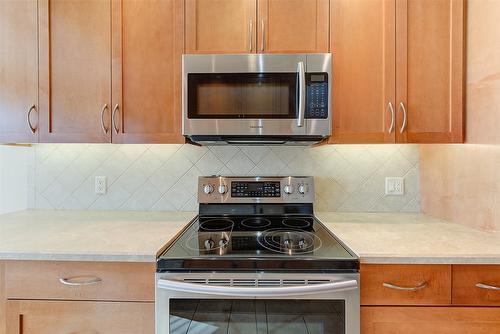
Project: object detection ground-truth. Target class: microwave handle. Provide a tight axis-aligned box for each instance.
[297,61,306,128]
[157,279,357,297]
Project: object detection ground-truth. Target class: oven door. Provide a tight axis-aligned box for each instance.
[156,273,359,334]
[182,54,309,137]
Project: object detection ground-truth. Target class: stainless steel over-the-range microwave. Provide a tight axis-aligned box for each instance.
[182,54,332,145]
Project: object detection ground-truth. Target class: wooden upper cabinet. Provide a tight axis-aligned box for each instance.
[111,0,184,143]
[38,0,112,143]
[257,0,329,53]
[396,0,465,143]
[330,0,396,143]
[185,0,257,53]
[0,0,38,143]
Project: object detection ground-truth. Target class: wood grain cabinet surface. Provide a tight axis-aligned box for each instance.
[330,0,465,144]
[362,306,500,334]
[186,0,328,54]
[111,0,184,143]
[361,264,452,305]
[5,261,155,302]
[0,0,39,143]
[453,265,500,306]
[6,300,154,334]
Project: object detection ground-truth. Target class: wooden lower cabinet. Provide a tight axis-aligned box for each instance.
[362,306,500,334]
[6,300,154,334]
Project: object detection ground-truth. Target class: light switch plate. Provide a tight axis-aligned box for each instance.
[385,177,404,195]
[95,176,107,194]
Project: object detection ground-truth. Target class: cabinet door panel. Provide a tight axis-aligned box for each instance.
[186,0,256,53]
[330,0,396,143]
[362,306,500,334]
[39,0,111,143]
[453,265,500,306]
[6,300,154,334]
[258,0,329,53]
[396,0,464,143]
[112,0,184,143]
[0,0,38,143]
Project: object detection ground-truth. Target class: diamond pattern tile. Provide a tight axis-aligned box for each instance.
[33,144,420,212]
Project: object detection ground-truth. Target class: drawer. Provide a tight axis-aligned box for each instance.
[6,300,154,334]
[453,265,500,305]
[362,306,500,334]
[361,264,451,305]
[5,261,154,301]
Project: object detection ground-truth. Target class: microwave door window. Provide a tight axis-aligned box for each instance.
[188,73,297,119]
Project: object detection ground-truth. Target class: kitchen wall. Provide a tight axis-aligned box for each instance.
[0,145,34,214]
[34,144,420,212]
[420,0,500,231]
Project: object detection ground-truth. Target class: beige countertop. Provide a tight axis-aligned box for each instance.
[317,212,500,264]
[1,210,500,264]
[0,210,196,262]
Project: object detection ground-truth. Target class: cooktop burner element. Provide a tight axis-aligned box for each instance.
[157,176,359,273]
[241,217,272,229]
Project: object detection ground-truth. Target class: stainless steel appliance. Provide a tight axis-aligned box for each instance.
[156,176,359,334]
[182,54,332,145]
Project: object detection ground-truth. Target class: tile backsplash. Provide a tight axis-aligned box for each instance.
[34,144,420,212]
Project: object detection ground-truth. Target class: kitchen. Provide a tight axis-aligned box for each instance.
[1,0,500,333]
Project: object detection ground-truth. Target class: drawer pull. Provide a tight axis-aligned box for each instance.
[59,276,102,286]
[476,282,500,291]
[382,281,427,291]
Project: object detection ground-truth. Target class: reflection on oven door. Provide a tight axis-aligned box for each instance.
[169,299,345,334]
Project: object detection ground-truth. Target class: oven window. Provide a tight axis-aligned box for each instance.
[169,299,344,334]
[187,73,298,118]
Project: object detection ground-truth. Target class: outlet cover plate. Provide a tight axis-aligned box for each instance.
[95,176,107,194]
[385,177,404,196]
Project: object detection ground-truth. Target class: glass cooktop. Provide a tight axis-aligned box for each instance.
[157,215,358,273]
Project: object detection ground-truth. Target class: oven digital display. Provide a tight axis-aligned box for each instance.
[231,181,281,197]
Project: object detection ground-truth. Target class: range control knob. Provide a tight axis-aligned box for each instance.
[219,238,228,247]
[218,184,227,194]
[284,184,294,194]
[204,238,215,250]
[203,184,214,194]
[298,184,308,194]
[283,239,293,249]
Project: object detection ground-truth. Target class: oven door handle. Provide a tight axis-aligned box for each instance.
[157,279,358,297]
[297,61,306,128]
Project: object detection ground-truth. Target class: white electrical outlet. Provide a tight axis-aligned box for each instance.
[385,177,404,195]
[95,176,107,194]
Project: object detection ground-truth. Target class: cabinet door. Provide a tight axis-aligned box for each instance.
[185,0,256,53]
[257,0,329,53]
[362,307,500,334]
[111,0,184,143]
[38,0,111,143]
[6,300,154,334]
[0,0,38,143]
[329,0,396,143]
[395,0,465,143]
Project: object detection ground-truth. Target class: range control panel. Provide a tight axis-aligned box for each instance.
[305,73,329,119]
[198,176,315,204]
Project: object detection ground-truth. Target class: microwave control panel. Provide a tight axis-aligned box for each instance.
[306,73,329,119]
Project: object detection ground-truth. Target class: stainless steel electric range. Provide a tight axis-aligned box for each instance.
[156,176,359,334]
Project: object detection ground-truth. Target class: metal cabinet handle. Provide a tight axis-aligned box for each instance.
[399,101,407,133]
[383,281,427,292]
[249,20,254,52]
[260,18,265,52]
[112,104,120,134]
[59,276,102,286]
[297,61,306,127]
[476,282,500,291]
[100,104,109,134]
[27,104,37,134]
[387,102,395,133]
